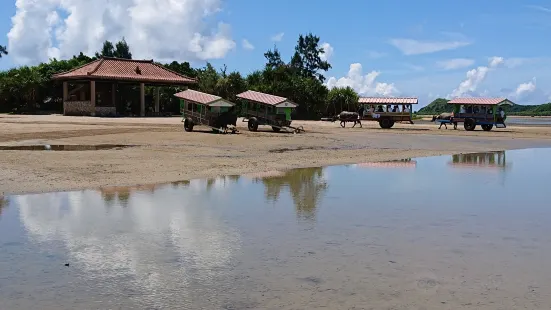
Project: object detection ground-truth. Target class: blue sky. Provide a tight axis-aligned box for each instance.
[1,0,550,107]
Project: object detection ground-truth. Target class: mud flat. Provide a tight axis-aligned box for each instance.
[2,114,551,195]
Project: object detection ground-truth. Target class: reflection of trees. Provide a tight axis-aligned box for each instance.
[258,168,328,220]
[0,196,8,217]
[452,151,507,168]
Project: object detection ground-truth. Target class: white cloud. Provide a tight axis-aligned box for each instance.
[526,5,551,13]
[448,56,504,98]
[7,0,236,65]
[326,63,399,97]
[514,78,537,97]
[367,51,386,59]
[242,39,254,50]
[389,38,471,55]
[436,58,475,70]
[319,42,333,62]
[271,32,284,42]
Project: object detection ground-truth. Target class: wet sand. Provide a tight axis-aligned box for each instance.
[2,114,551,195]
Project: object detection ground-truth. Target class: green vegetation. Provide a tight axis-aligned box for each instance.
[0,34,366,119]
[418,98,551,116]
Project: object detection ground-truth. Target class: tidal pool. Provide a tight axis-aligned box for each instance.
[1,149,550,309]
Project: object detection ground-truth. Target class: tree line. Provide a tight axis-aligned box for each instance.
[0,35,361,119]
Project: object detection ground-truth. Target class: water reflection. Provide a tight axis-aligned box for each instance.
[0,196,8,217]
[255,167,328,220]
[11,179,242,309]
[449,151,509,170]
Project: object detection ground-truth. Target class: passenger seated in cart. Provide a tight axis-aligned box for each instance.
[460,105,466,113]
[392,105,398,112]
[377,105,384,112]
[403,105,410,113]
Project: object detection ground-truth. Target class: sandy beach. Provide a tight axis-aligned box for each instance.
[2,114,551,195]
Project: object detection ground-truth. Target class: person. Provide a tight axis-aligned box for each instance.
[498,107,505,122]
[403,105,410,113]
[377,105,384,112]
[460,105,466,113]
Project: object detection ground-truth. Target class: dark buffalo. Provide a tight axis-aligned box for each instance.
[431,112,457,129]
[333,111,362,128]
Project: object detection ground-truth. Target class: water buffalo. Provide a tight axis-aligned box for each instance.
[334,111,362,128]
[431,112,457,129]
[214,111,239,133]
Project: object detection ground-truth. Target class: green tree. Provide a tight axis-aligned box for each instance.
[326,86,360,114]
[291,33,331,82]
[96,40,115,58]
[114,38,132,59]
[264,46,285,69]
[196,62,220,94]
[0,45,7,58]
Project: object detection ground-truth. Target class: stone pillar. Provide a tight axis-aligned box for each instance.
[90,80,96,116]
[140,83,145,117]
[155,88,160,113]
[63,82,68,115]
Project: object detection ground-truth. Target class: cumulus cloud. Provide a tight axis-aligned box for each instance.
[514,78,537,97]
[326,63,399,97]
[437,58,475,70]
[7,0,236,65]
[242,39,254,50]
[448,56,504,98]
[319,42,333,62]
[389,38,471,55]
[271,32,284,42]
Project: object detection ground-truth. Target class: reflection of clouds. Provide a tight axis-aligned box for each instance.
[15,179,241,308]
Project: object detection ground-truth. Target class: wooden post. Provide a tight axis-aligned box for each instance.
[155,88,160,113]
[112,83,116,107]
[90,80,96,116]
[63,82,68,115]
[140,83,145,117]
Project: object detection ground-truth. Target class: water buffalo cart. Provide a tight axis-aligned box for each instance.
[446,98,513,131]
[358,97,418,129]
[175,89,238,134]
[236,90,304,133]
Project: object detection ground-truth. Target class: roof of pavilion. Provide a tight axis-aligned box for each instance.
[52,57,197,85]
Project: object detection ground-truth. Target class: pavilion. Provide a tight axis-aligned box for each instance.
[52,57,197,117]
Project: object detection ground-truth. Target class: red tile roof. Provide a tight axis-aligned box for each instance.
[358,97,418,104]
[174,89,221,104]
[448,97,511,105]
[236,90,288,106]
[52,57,196,85]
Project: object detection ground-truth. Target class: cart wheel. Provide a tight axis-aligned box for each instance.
[184,118,194,132]
[481,124,493,131]
[464,118,476,131]
[248,117,259,132]
[379,118,395,129]
[272,126,281,132]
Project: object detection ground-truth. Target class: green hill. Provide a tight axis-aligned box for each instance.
[417,98,453,115]
[418,98,551,116]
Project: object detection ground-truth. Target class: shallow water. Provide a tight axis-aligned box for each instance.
[1,149,550,309]
[507,116,551,125]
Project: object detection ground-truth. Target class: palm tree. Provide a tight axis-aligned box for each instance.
[327,86,359,114]
[0,45,7,58]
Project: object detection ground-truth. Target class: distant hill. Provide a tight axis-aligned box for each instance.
[418,98,551,116]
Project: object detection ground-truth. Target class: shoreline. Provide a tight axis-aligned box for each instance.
[2,114,551,196]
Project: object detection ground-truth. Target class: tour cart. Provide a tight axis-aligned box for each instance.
[175,89,238,134]
[448,151,509,170]
[358,97,418,128]
[236,90,304,133]
[445,98,514,131]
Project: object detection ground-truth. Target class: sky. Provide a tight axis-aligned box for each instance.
[1,0,550,107]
